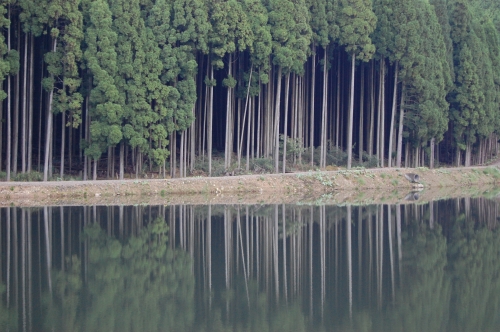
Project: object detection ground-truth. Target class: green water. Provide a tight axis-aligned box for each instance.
[1,197,500,331]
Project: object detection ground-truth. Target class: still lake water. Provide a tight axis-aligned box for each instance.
[1,196,500,331]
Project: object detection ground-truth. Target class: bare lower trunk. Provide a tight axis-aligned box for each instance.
[310,48,316,167]
[43,38,58,182]
[396,84,405,167]
[388,62,398,168]
[347,53,355,169]
[274,66,283,173]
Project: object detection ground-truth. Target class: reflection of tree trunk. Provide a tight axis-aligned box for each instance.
[237,207,250,308]
[309,207,313,317]
[208,205,212,307]
[396,204,402,286]
[7,208,11,308]
[282,204,288,301]
[22,210,28,331]
[320,206,325,318]
[13,208,18,309]
[347,205,352,318]
[388,206,395,302]
[28,210,33,331]
[44,207,52,293]
[358,207,363,301]
[274,205,280,300]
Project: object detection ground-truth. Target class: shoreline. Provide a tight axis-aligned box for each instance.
[1,166,499,207]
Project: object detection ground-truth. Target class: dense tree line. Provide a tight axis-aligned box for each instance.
[1,0,500,181]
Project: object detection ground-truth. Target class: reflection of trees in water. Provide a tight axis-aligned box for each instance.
[1,198,500,331]
[0,283,18,330]
[448,214,500,332]
[43,217,194,332]
[380,222,450,332]
[196,278,307,332]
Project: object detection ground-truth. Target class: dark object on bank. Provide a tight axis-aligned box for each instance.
[404,192,420,201]
[404,173,420,183]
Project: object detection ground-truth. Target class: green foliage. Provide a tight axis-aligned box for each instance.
[41,218,195,331]
[338,0,376,61]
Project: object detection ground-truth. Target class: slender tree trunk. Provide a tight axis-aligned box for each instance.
[388,62,398,168]
[310,48,316,167]
[282,72,290,173]
[396,84,405,167]
[60,112,65,179]
[274,66,283,173]
[119,141,124,179]
[379,60,385,168]
[368,61,375,157]
[43,37,58,182]
[430,137,435,169]
[321,48,329,168]
[208,64,214,176]
[238,66,253,169]
[6,6,11,181]
[347,53,355,169]
[21,33,28,173]
[359,64,364,164]
[28,34,34,173]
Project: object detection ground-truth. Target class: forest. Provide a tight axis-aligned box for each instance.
[1,0,500,181]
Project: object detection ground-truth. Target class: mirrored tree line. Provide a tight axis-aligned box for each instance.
[1,0,500,181]
[1,198,500,331]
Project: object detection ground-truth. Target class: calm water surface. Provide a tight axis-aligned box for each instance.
[1,196,500,331]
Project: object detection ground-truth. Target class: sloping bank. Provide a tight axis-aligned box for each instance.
[1,166,500,207]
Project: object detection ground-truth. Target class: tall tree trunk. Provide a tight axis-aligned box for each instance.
[359,64,364,164]
[21,33,28,173]
[208,64,214,176]
[388,62,398,168]
[274,66,283,173]
[60,112,65,179]
[396,84,405,167]
[27,34,34,173]
[310,48,316,167]
[43,37,58,182]
[320,48,329,168]
[347,53,355,169]
[430,137,435,169]
[6,6,11,181]
[119,141,124,180]
[368,61,375,157]
[282,72,290,173]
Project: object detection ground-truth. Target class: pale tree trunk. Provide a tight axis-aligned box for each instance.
[93,159,97,180]
[21,33,28,173]
[238,66,253,169]
[190,105,195,173]
[358,64,364,164]
[282,72,290,173]
[396,84,405,167]
[310,48,316,167]
[379,60,385,168]
[6,6,11,181]
[119,141,124,179]
[208,64,214,176]
[336,56,341,149]
[224,54,234,170]
[320,48,329,168]
[43,37,58,181]
[368,61,375,157]
[465,141,472,167]
[388,62,398,168]
[60,112,65,179]
[274,66,283,173]
[347,53,355,169]
[430,138,435,169]
[27,34,34,173]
